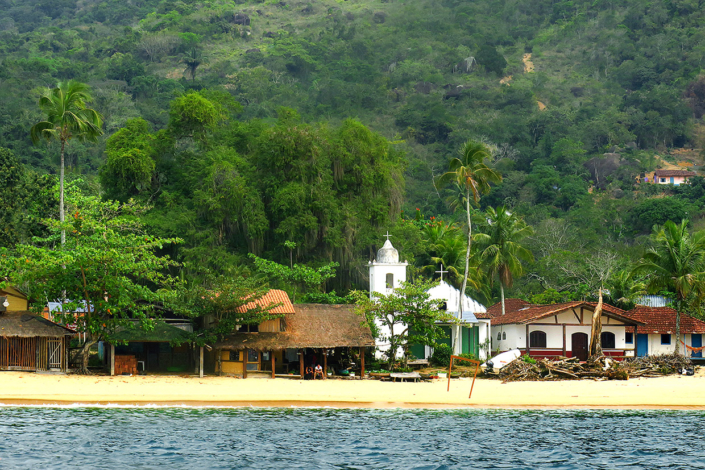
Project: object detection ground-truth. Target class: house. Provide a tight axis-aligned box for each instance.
[214,301,375,378]
[626,306,705,357]
[652,169,693,185]
[484,299,643,360]
[368,236,486,359]
[0,286,30,311]
[0,310,75,372]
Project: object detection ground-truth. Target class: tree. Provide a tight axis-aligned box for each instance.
[248,253,338,302]
[30,80,103,246]
[476,44,507,76]
[437,140,501,353]
[168,91,221,141]
[0,186,182,373]
[475,206,534,316]
[354,280,456,370]
[633,220,705,354]
[181,48,207,82]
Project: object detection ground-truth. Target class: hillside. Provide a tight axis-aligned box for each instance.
[1,0,705,298]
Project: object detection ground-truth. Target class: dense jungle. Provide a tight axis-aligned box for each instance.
[2,0,705,307]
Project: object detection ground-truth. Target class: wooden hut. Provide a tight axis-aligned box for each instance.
[0,311,75,372]
[215,303,375,378]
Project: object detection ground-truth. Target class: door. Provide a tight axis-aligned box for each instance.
[636,334,649,357]
[670,177,675,184]
[692,334,702,358]
[571,333,588,361]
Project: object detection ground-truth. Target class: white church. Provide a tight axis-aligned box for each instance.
[368,236,491,361]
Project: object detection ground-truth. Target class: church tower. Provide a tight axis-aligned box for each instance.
[368,235,408,296]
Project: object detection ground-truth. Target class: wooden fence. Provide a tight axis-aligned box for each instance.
[0,336,68,371]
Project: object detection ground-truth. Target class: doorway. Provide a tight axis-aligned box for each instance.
[692,334,702,358]
[571,332,588,361]
[636,334,649,357]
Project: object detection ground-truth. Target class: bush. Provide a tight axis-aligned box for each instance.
[521,354,536,364]
[430,343,452,367]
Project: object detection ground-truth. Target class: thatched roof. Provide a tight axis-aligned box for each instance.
[215,303,375,351]
[110,321,192,343]
[0,311,75,338]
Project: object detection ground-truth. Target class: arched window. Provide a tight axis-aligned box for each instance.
[386,273,394,289]
[529,330,547,348]
[502,332,507,340]
[497,332,502,341]
[601,332,616,349]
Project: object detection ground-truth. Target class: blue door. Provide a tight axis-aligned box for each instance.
[636,334,649,357]
[670,177,675,184]
[692,334,702,358]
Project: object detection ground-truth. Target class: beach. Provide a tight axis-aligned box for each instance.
[2,372,705,408]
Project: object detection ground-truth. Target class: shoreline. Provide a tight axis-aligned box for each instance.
[3,371,705,410]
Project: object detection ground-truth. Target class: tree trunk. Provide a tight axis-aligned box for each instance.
[589,289,603,358]
[60,139,66,247]
[675,299,682,355]
[79,338,97,374]
[500,284,506,316]
[457,188,472,355]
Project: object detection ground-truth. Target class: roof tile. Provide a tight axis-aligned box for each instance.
[626,307,705,334]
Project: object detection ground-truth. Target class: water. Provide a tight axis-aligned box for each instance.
[1,407,704,469]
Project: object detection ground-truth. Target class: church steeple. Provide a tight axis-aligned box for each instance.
[369,233,408,295]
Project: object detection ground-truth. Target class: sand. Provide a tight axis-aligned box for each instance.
[2,372,705,408]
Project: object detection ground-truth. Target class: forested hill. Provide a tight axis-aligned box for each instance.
[2,0,705,298]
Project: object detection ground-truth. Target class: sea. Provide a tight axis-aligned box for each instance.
[0,406,703,469]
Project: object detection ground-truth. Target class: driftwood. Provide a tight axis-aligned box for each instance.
[491,353,693,383]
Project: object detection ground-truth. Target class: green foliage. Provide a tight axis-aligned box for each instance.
[521,354,537,364]
[629,198,690,234]
[249,253,338,302]
[168,91,220,140]
[430,343,452,367]
[476,45,507,76]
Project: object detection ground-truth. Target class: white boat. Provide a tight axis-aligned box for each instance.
[482,349,521,372]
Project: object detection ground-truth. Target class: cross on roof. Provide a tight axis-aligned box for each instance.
[384,231,392,241]
[435,264,448,282]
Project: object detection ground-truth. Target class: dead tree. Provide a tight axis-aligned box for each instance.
[589,288,603,357]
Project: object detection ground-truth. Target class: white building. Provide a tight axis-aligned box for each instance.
[627,306,705,357]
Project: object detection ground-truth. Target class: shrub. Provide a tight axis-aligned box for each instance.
[430,343,452,366]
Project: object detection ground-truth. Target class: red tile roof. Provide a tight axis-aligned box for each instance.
[654,169,693,177]
[235,289,295,315]
[626,307,705,334]
[488,300,642,326]
[478,298,528,319]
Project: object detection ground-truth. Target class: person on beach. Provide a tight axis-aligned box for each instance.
[314,364,323,380]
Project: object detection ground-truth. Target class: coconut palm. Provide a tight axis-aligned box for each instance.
[31,81,103,246]
[606,270,646,306]
[632,219,705,354]
[474,206,534,316]
[437,140,501,317]
[181,48,207,82]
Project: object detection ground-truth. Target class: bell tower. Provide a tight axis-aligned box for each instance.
[368,232,408,296]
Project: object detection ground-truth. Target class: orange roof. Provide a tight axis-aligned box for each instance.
[235,289,295,315]
[654,169,693,177]
[626,307,705,334]
[479,298,528,319]
[489,300,642,326]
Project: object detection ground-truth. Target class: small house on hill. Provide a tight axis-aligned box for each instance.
[652,169,693,185]
[0,311,75,372]
[214,301,375,378]
[626,307,705,357]
[485,299,643,360]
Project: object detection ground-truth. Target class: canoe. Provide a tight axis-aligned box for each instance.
[482,349,521,372]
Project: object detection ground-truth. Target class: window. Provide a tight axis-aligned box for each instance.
[386,273,394,289]
[241,323,258,333]
[660,178,666,183]
[601,332,616,349]
[661,334,671,345]
[502,332,506,340]
[229,350,240,361]
[529,330,547,348]
[625,332,633,344]
[497,332,502,341]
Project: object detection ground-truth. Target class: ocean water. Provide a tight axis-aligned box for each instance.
[1,407,704,469]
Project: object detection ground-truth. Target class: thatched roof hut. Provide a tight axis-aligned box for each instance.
[215,303,375,351]
[0,311,75,372]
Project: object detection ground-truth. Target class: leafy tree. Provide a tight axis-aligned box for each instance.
[476,44,507,76]
[437,140,501,350]
[0,186,182,373]
[168,90,221,141]
[249,253,339,302]
[354,280,456,369]
[475,206,534,315]
[30,80,103,246]
[629,197,690,233]
[180,48,207,82]
[632,220,705,353]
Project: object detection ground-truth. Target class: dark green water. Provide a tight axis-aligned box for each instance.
[1,407,704,469]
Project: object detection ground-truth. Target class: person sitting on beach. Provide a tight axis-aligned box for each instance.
[305,366,314,380]
[314,364,324,380]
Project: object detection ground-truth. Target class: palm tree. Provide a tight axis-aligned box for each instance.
[437,140,501,352]
[632,219,705,354]
[31,81,103,246]
[475,206,534,315]
[181,48,207,82]
[606,270,646,306]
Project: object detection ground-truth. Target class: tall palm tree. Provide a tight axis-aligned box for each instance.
[475,206,534,315]
[606,270,646,305]
[632,219,705,354]
[437,140,501,352]
[31,80,103,246]
[181,48,207,82]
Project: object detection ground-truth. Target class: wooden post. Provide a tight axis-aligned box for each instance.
[243,349,248,379]
[299,349,304,378]
[271,351,275,379]
[199,346,204,378]
[323,348,328,380]
[110,343,115,376]
[360,347,365,380]
[562,324,567,357]
[525,324,530,357]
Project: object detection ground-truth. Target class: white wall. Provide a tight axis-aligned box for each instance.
[369,261,408,360]
[644,333,692,355]
[478,320,491,360]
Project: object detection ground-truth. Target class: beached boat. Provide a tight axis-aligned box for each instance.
[482,349,521,372]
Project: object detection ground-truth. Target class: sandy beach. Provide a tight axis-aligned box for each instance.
[2,372,705,408]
